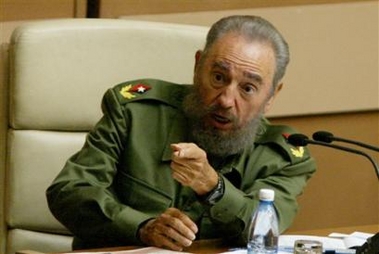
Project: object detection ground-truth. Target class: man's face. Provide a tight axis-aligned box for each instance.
[184,33,280,156]
[195,33,278,132]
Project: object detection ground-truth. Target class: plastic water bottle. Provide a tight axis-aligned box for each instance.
[247,189,279,254]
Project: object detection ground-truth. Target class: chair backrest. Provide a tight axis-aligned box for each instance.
[4,19,208,254]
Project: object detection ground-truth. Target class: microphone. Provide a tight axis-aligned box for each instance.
[287,133,379,179]
[313,131,379,152]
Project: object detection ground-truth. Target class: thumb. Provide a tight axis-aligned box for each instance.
[170,143,182,157]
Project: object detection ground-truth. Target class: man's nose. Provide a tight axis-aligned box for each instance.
[216,85,237,109]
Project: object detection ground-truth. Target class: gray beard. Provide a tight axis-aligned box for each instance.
[182,87,263,157]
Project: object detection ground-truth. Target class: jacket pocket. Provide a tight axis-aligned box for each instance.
[115,173,172,215]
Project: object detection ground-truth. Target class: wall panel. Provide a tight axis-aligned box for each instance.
[0,0,79,21]
[99,0,372,17]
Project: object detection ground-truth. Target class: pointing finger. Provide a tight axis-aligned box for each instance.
[171,143,183,157]
[171,143,201,159]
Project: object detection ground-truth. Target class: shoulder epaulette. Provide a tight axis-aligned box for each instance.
[112,79,191,108]
[256,122,311,164]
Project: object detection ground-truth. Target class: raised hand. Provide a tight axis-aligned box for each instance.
[170,143,218,195]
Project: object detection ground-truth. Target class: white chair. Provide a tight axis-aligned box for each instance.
[2,18,208,254]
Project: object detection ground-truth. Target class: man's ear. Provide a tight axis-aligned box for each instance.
[194,50,203,71]
[264,82,283,113]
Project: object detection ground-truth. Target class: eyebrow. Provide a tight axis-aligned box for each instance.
[212,61,231,72]
[243,70,263,85]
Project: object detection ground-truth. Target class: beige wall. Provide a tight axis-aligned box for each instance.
[0,0,86,21]
[98,0,369,17]
[0,0,371,21]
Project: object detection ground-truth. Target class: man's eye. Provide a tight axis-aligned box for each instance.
[213,73,225,83]
[242,84,256,94]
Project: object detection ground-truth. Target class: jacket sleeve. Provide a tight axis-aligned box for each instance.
[46,88,150,247]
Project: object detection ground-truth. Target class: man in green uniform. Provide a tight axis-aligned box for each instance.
[46,15,316,251]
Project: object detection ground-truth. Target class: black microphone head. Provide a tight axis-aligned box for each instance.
[287,134,310,146]
[313,131,334,143]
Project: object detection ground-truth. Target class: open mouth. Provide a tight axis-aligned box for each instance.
[209,113,234,130]
[212,113,231,124]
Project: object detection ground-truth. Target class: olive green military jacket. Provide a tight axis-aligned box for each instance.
[46,79,316,249]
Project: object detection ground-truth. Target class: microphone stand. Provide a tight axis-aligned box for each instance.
[329,136,379,152]
[288,134,379,179]
[309,140,379,179]
[313,131,379,152]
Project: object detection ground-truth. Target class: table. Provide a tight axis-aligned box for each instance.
[286,224,378,236]
[16,224,378,254]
